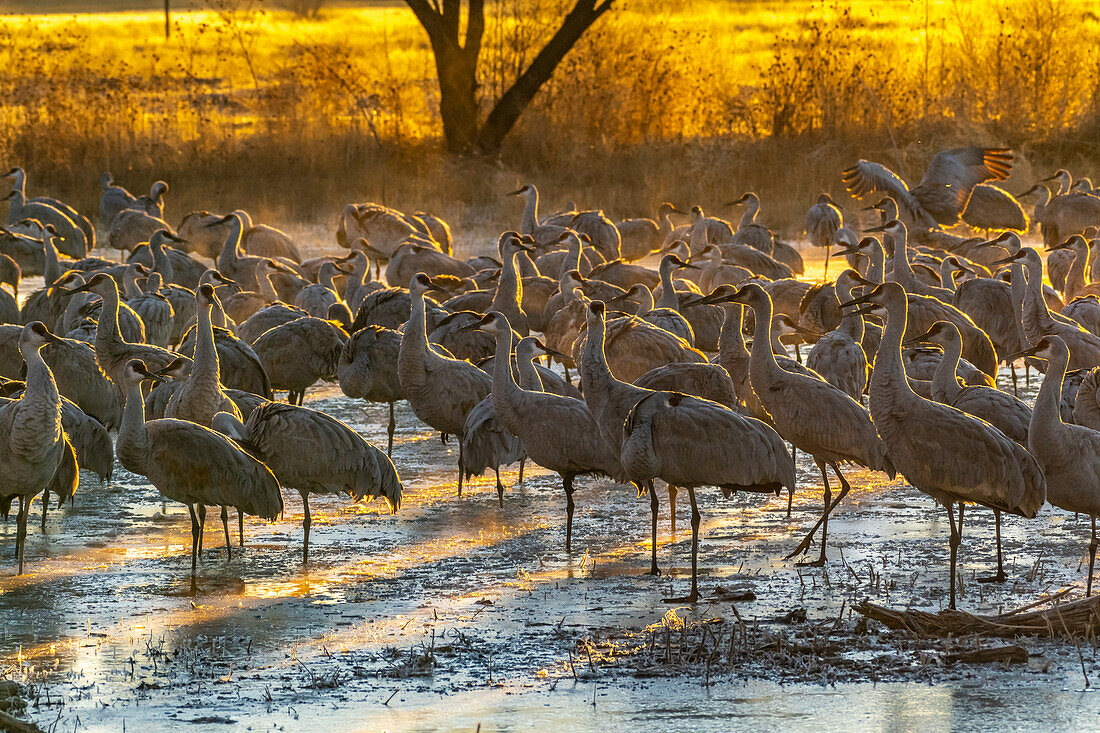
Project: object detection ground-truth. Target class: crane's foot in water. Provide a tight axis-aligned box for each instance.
[977,571,1007,583]
[647,563,661,577]
[663,589,700,604]
[795,556,827,568]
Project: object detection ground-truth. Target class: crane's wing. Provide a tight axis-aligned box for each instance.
[911,148,1013,225]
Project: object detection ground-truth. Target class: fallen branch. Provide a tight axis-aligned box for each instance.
[854,593,1100,639]
[0,709,46,733]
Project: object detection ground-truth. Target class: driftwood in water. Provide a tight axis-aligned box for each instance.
[854,589,1100,639]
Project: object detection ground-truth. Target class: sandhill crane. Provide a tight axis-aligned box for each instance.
[608,284,695,343]
[336,203,432,275]
[726,192,775,254]
[842,147,1013,229]
[212,210,268,291]
[952,271,1024,394]
[221,259,299,324]
[116,360,282,592]
[1075,368,1100,432]
[616,203,684,261]
[533,231,599,279]
[806,194,844,277]
[213,402,401,562]
[179,210,302,262]
[1013,335,1100,594]
[399,274,492,494]
[0,323,72,573]
[123,181,168,220]
[379,239,473,288]
[6,167,94,249]
[252,316,344,405]
[999,248,1100,370]
[126,232,206,290]
[293,260,351,318]
[848,281,1044,608]
[871,220,954,303]
[909,320,1032,581]
[691,244,753,294]
[476,310,630,553]
[572,307,706,386]
[0,225,48,277]
[622,390,795,602]
[1028,177,1100,246]
[128,272,175,348]
[1050,235,1100,308]
[176,322,272,398]
[146,358,266,420]
[962,183,1028,233]
[107,209,172,254]
[476,336,581,400]
[460,387,525,507]
[715,283,893,565]
[99,173,136,226]
[338,325,405,455]
[63,273,188,388]
[805,270,868,401]
[482,232,534,337]
[511,184,622,259]
[3,189,87,259]
[165,283,241,427]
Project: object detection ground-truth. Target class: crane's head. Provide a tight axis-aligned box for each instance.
[660,253,697,272]
[149,229,188,247]
[19,321,64,351]
[989,245,1032,268]
[197,282,217,306]
[150,180,169,198]
[680,284,738,308]
[123,359,165,386]
[839,281,903,317]
[1009,335,1067,365]
[506,184,534,198]
[154,357,190,380]
[61,272,114,297]
[657,202,686,217]
[865,218,906,239]
[470,310,510,338]
[1048,235,1087,253]
[904,320,959,348]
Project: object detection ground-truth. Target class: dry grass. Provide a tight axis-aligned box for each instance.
[0,0,1098,242]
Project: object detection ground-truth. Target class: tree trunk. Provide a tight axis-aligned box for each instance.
[433,42,480,154]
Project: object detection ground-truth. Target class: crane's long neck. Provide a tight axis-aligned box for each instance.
[836,282,864,342]
[95,283,126,351]
[117,379,151,475]
[931,335,964,403]
[716,303,750,367]
[1057,175,1072,196]
[657,210,674,241]
[636,286,655,315]
[656,263,679,311]
[1010,262,1030,347]
[580,313,633,417]
[490,327,523,424]
[738,198,759,228]
[320,266,339,293]
[42,235,62,286]
[191,303,222,390]
[562,235,582,279]
[746,294,784,386]
[10,344,61,454]
[122,268,143,299]
[520,191,540,234]
[1032,347,1069,441]
[891,234,916,287]
[346,260,368,303]
[869,296,918,423]
[6,190,24,222]
[258,267,278,302]
[152,242,175,283]
[938,262,957,291]
[515,345,545,391]
[493,249,522,312]
[866,244,885,284]
[218,220,245,271]
[400,289,437,377]
[1065,245,1089,302]
[1024,254,1055,328]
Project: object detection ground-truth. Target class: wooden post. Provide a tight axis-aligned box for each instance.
[164,0,170,39]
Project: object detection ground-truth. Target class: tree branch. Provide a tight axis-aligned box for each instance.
[465,0,485,57]
[405,0,441,34]
[476,0,614,153]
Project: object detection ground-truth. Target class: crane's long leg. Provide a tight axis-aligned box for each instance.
[16,496,27,575]
[197,504,206,559]
[668,484,677,535]
[823,246,831,281]
[1009,363,1019,398]
[391,400,400,457]
[301,491,311,564]
[518,458,526,484]
[238,509,245,548]
[457,441,464,497]
[495,468,504,508]
[648,480,660,576]
[1089,516,1098,598]
[664,487,701,604]
[40,487,48,530]
[788,461,852,563]
[948,502,962,610]
[787,447,797,519]
[978,509,1006,583]
[220,506,232,562]
[562,473,575,553]
[187,503,200,596]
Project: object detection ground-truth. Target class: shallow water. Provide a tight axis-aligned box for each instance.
[3,247,1100,732]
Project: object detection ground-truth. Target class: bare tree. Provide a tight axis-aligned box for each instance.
[405,0,613,154]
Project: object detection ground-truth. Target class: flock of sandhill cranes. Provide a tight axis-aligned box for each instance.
[2,150,1100,609]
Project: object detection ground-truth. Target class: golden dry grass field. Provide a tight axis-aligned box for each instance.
[0,0,1098,241]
